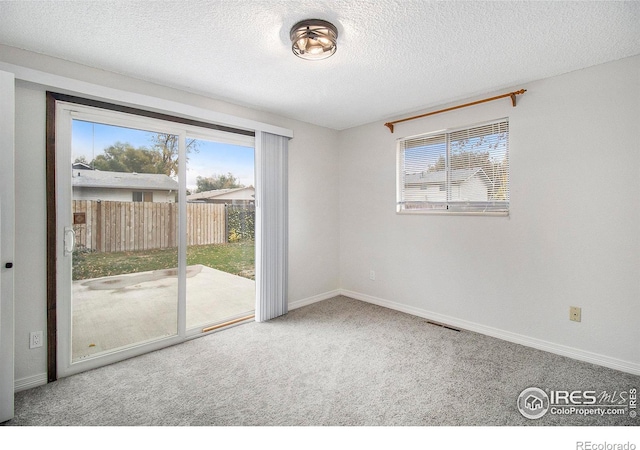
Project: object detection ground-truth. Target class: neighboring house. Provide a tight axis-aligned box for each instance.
[72,167,178,203]
[186,186,255,205]
[404,168,492,202]
[72,162,92,170]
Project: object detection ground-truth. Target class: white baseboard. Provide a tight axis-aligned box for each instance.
[289,289,341,311]
[15,373,48,393]
[340,289,640,376]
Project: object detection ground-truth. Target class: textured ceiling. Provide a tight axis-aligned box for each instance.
[0,1,639,130]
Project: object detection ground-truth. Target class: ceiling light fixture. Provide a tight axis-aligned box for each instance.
[290,19,338,60]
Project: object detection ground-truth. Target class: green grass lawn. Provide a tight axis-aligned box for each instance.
[73,241,255,281]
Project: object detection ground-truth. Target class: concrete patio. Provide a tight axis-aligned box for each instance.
[72,264,255,361]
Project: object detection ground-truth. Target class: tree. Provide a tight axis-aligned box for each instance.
[149,133,198,177]
[429,151,494,173]
[196,172,244,192]
[426,136,509,200]
[92,142,161,174]
[89,133,198,176]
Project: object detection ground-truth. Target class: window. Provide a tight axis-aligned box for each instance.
[396,118,509,215]
[132,191,153,202]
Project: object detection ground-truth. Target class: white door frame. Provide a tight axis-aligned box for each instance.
[55,101,256,377]
[56,103,187,378]
[0,70,16,422]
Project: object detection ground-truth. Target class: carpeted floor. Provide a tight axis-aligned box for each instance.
[4,296,639,426]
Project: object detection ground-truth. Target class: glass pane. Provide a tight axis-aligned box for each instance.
[185,137,255,329]
[399,120,509,213]
[449,121,509,203]
[401,135,448,209]
[70,120,179,361]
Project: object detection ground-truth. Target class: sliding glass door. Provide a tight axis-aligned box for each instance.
[56,101,255,377]
[68,120,181,362]
[185,134,255,330]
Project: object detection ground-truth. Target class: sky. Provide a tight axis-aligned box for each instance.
[72,120,255,191]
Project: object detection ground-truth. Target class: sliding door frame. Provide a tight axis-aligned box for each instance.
[48,93,262,379]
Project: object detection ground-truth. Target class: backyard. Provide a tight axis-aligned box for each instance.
[73,241,255,281]
[71,240,256,360]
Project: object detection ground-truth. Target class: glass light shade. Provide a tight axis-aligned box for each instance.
[290,19,338,60]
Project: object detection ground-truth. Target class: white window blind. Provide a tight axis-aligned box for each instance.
[397,118,509,214]
[255,131,289,322]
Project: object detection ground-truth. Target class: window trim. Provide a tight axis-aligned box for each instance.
[51,92,255,138]
[396,118,510,217]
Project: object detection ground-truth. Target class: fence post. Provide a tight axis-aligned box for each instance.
[96,200,102,253]
[240,206,246,238]
[224,203,229,243]
[167,203,177,248]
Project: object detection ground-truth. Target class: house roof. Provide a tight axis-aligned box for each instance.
[0,2,637,130]
[72,162,92,170]
[405,168,491,186]
[186,186,255,201]
[71,170,178,191]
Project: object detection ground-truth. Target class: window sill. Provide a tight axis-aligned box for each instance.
[396,209,509,217]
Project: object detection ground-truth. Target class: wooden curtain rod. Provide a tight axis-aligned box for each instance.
[384,89,526,133]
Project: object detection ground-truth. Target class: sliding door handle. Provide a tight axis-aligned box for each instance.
[64,227,76,256]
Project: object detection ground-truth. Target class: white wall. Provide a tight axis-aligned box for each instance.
[339,55,640,372]
[13,83,48,387]
[2,45,340,386]
[0,70,16,421]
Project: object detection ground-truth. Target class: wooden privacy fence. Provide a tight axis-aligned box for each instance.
[72,200,226,253]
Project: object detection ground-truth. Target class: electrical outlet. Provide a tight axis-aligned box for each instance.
[30,331,43,349]
[570,306,581,322]
[369,270,376,281]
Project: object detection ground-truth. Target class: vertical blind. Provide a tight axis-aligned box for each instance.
[255,132,289,322]
[397,118,509,214]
